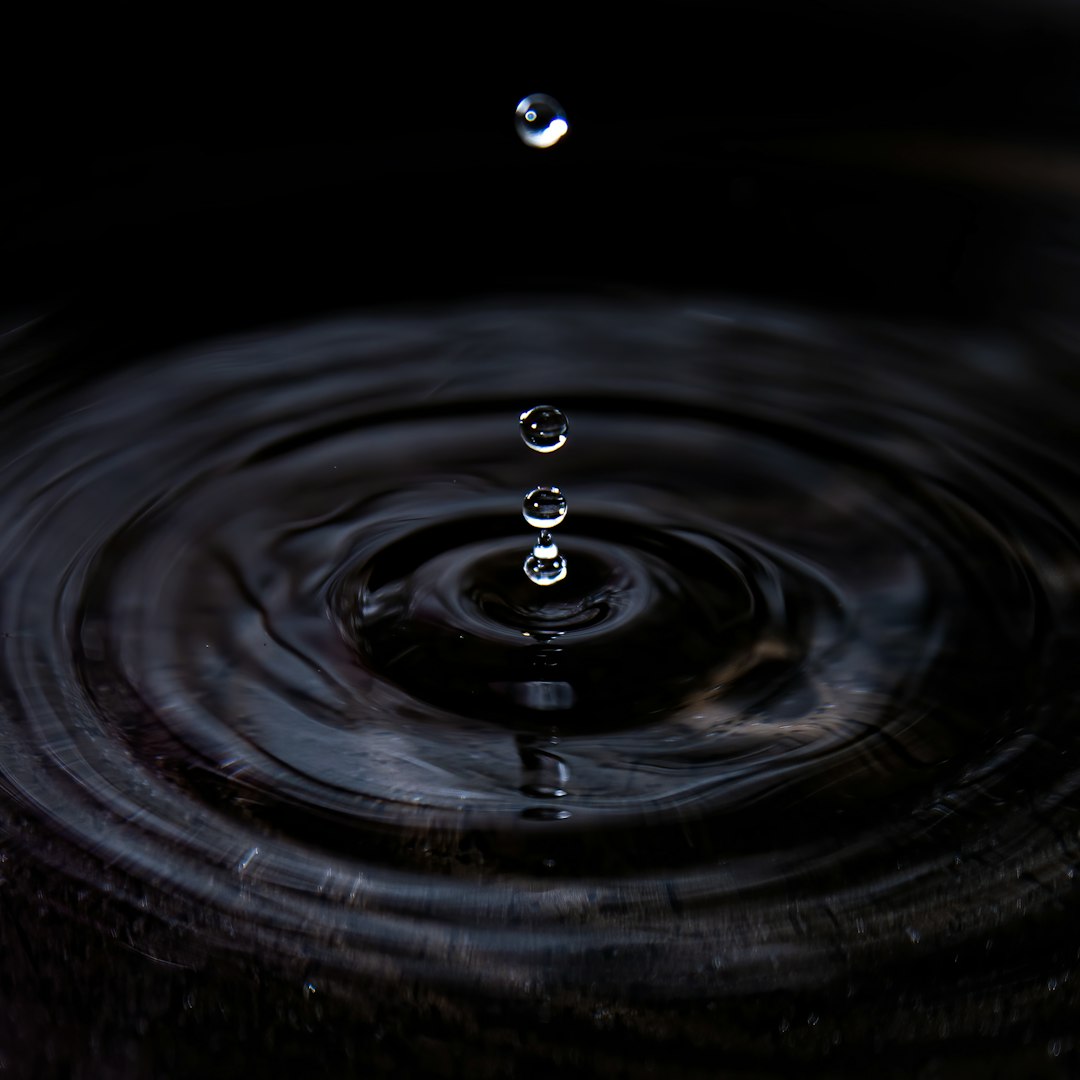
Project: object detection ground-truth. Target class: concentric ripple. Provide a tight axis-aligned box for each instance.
[1,298,1079,1023]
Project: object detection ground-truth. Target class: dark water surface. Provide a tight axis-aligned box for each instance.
[2,296,1080,1075]
[6,1,1080,1073]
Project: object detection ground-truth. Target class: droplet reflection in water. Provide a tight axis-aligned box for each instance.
[522,486,567,528]
[519,404,568,452]
[514,93,568,149]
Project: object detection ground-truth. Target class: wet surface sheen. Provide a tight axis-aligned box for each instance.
[1,297,1079,1070]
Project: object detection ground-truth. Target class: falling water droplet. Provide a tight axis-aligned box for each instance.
[522,807,572,822]
[515,93,569,149]
[520,405,568,453]
[523,486,567,529]
[532,530,559,559]
[520,406,568,585]
[524,534,567,586]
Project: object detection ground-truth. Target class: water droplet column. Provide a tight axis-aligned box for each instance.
[519,405,568,585]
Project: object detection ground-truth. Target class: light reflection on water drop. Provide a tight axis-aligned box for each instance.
[522,486,567,528]
[519,404,568,453]
[532,530,559,559]
[514,93,568,149]
[524,540,567,586]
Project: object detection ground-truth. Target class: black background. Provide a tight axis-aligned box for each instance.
[4,1,1080,338]
[3,3,1080,1076]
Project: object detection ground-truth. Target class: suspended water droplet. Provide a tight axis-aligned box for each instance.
[523,486,567,529]
[519,406,568,584]
[524,549,567,586]
[515,93,568,149]
[532,531,559,559]
[520,405,568,453]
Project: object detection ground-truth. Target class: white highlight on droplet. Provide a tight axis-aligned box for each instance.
[515,94,569,149]
[519,404,568,453]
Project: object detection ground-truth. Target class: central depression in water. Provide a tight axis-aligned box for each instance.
[1,298,1079,1011]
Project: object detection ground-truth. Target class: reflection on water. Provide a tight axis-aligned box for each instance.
[1,297,1079,1072]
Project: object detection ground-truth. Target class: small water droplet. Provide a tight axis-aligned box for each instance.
[524,548,567,586]
[523,486,567,528]
[515,93,569,149]
[532,531,559,559]
[304,980,317,996]
[1048,1038,1062,1057]
[520,405,568,453]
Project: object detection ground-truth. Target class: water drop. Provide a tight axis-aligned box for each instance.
[532,531,559,559]
[523,486,567,529]
[515,93,568,149]
[525,532,566,584]
[520,405,568,453]
[524,549,567,586]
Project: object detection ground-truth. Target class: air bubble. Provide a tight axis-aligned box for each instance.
[523,486,567,529]
[515,94,568,149]
[520,405,568,453]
